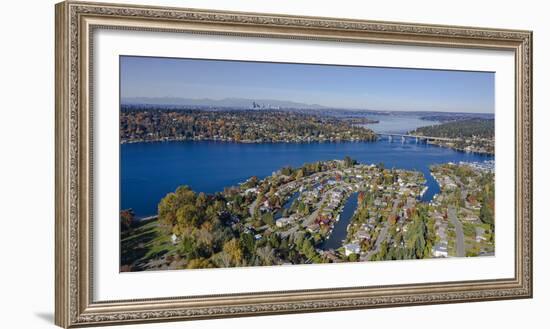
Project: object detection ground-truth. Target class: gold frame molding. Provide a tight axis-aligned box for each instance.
[55,1,533,327]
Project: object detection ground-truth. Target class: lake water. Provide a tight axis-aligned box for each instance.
[322,192,359,250]
[275,191,300,220]
[121,139,493,217]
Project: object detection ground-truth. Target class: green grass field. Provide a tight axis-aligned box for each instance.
[121,219,175,271]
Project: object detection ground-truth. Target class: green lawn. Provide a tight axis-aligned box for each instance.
[121,219,174,271]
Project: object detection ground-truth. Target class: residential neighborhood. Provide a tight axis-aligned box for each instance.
[121,158,495,271]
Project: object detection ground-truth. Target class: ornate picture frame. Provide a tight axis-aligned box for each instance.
[55,1,532,327]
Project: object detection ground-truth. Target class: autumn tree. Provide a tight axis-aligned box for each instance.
[120,209,135,231]
[187,257,214,269]
[223,238,243,266]
[256,245,275,266]
[158,185,198,231]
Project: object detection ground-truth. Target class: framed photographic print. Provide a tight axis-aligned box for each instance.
[55,1,533,327]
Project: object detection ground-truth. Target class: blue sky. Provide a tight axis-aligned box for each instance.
[120,56,494,113]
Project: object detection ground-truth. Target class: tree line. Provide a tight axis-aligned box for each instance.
[120,107,377,143]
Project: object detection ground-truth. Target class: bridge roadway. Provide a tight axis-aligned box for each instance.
[376,133,456,143]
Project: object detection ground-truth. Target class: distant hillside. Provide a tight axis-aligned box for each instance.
[418,112,494,122]
[122,97,327,109]
[409,119,495,139]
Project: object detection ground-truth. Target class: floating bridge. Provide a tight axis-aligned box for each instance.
[376,133,456,143]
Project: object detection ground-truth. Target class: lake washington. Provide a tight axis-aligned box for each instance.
[120,139,493,218]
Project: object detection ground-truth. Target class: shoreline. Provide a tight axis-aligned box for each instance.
[121,137,495,156]
[134,215,158,222]
[121,141,494,218]
[120,136,378,145]
[426,140,495,156]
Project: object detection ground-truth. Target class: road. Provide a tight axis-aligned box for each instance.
[248,197,259,217]
[302,186,337,227]
[364,200,397,259]
[366,222,389,260]
[448,207,465,257]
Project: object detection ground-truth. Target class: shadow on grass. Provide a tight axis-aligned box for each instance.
[120,230,157,266]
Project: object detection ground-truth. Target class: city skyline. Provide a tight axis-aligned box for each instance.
[121,55,495,113]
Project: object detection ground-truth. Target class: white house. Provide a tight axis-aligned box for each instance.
[275,217,294,228]
[244,187,258,194]
[344,243,361,256]
[355,230,371,241]
[463,215,479,222]
[475,227,487,243]
[432,242,448,257]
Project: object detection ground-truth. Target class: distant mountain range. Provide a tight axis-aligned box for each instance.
[122,97,328,109]
[121,97,494,119]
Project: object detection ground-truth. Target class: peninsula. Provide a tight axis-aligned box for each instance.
[120,106,378,144]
